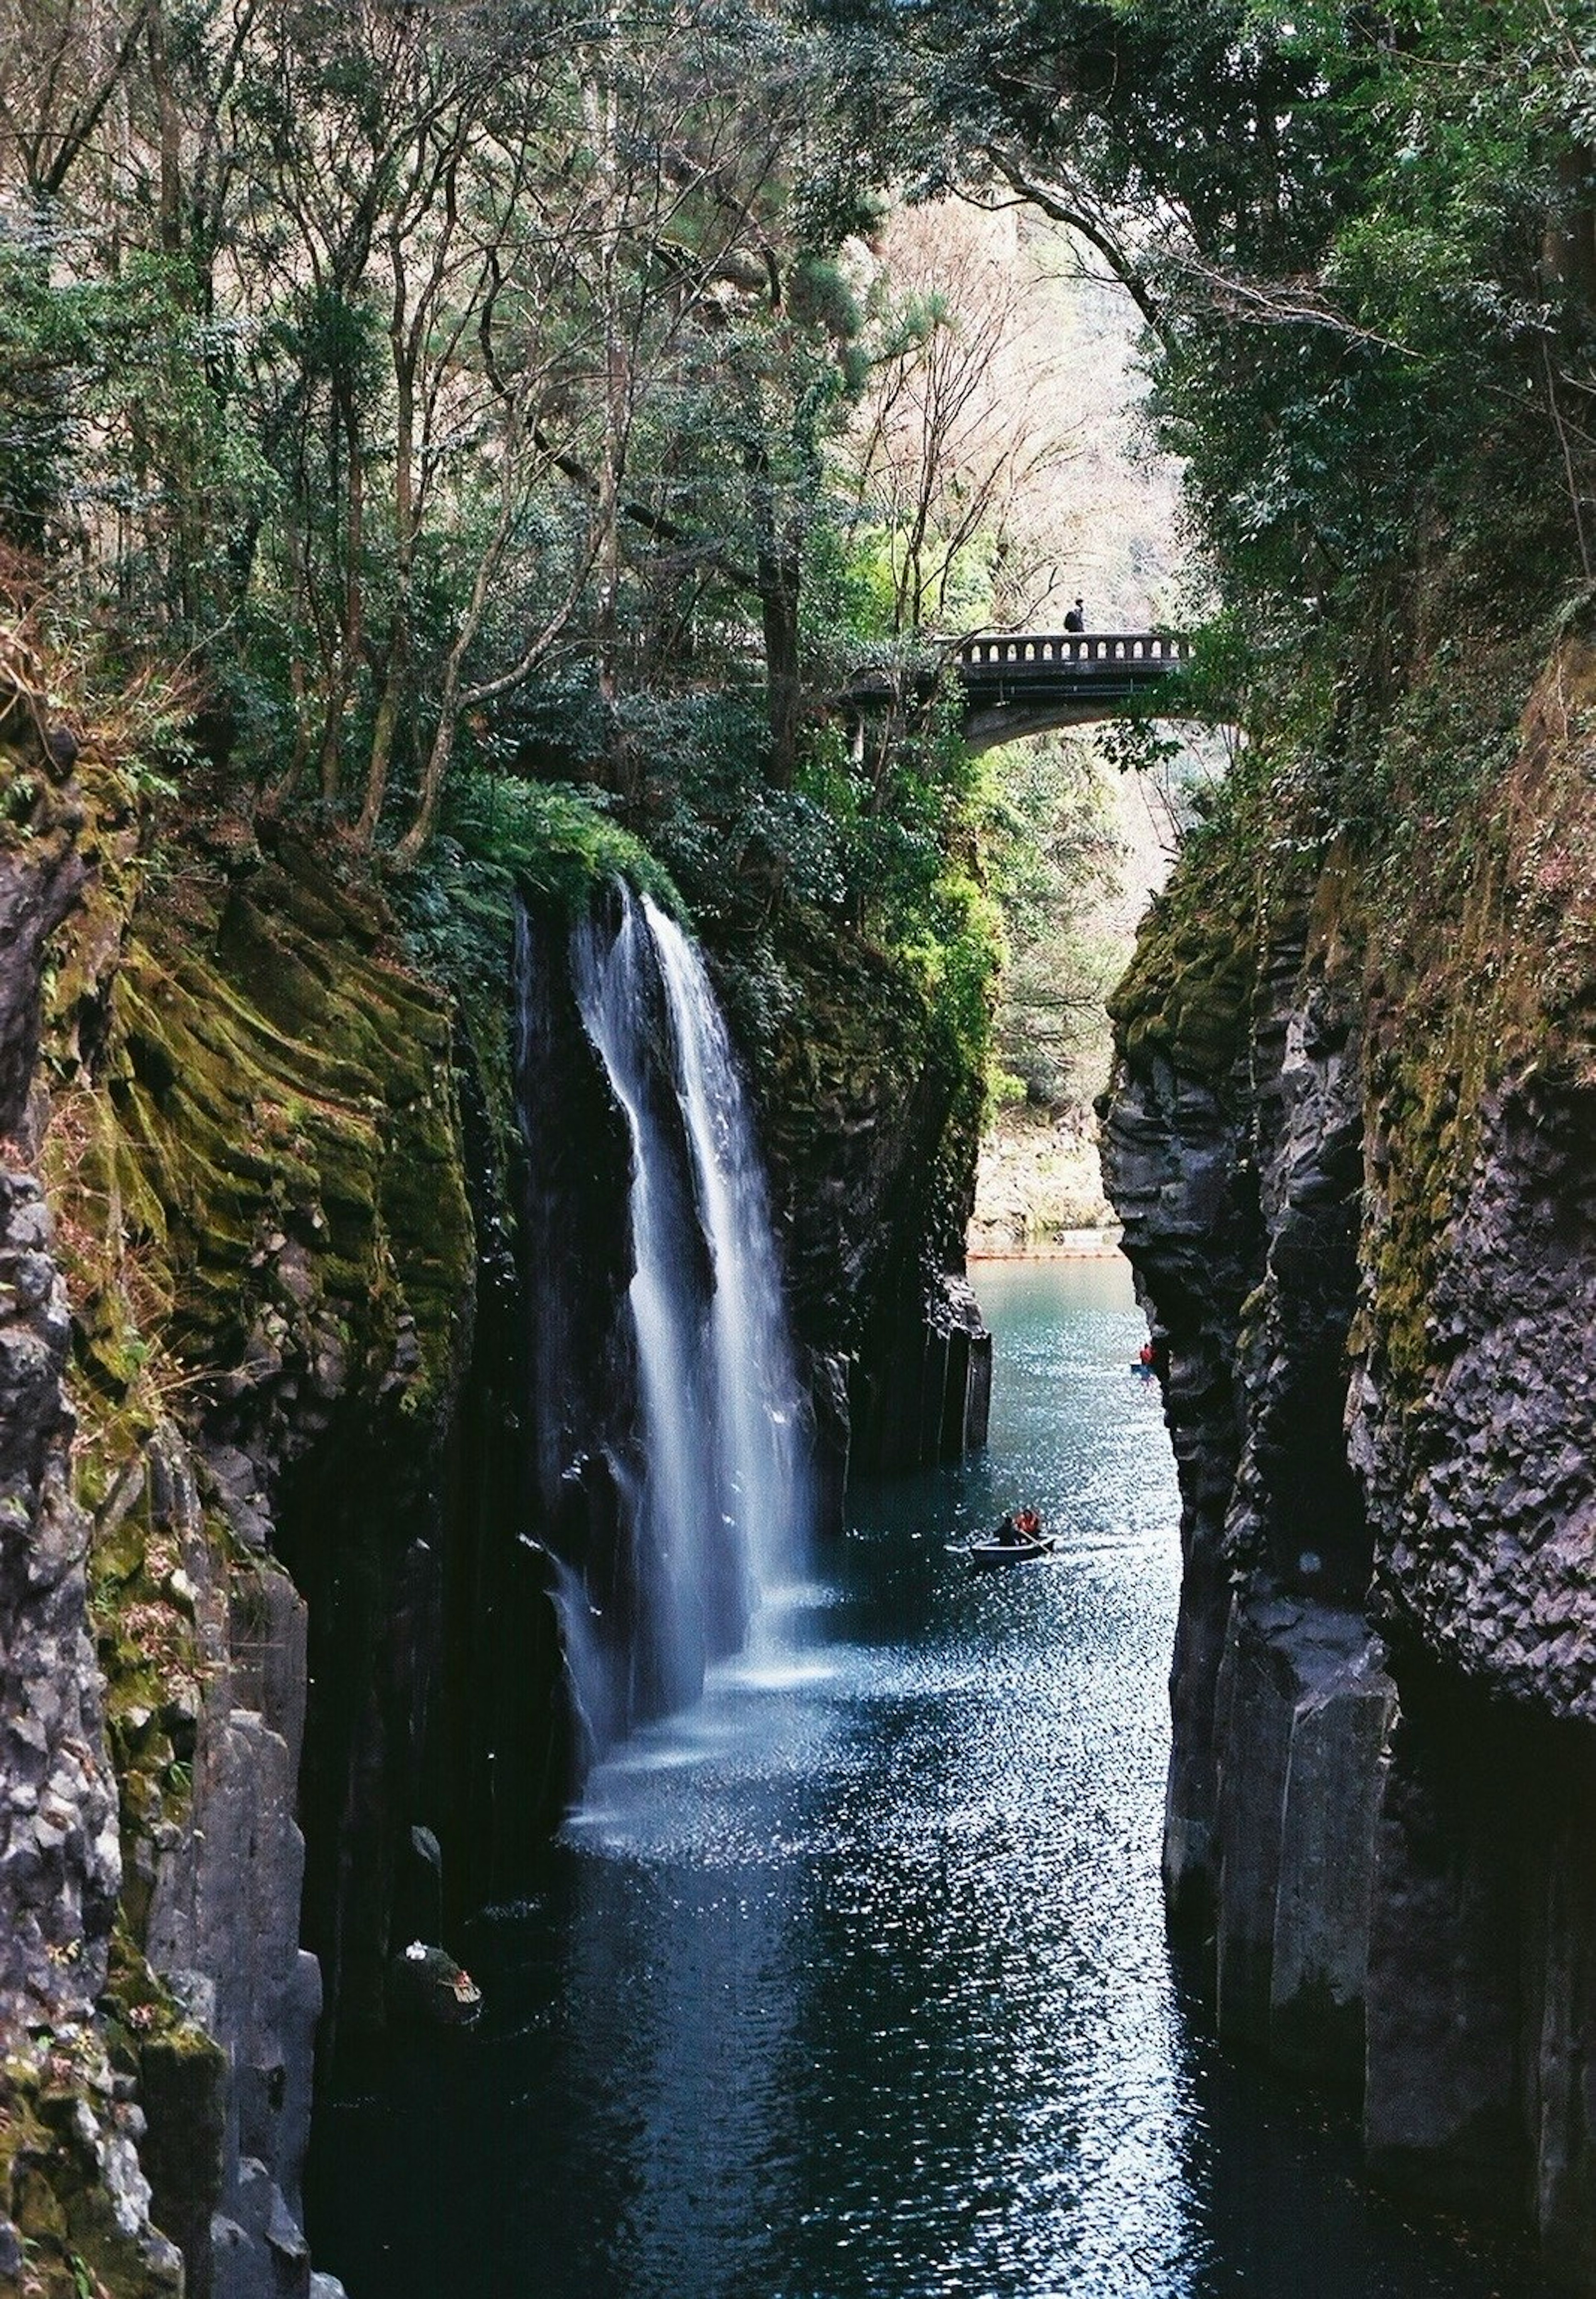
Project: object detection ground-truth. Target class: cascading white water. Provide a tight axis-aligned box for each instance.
[642,893,814,1624]
[567,883,813,1738]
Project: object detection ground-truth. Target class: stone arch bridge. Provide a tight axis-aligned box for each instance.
[846,629,1192,755]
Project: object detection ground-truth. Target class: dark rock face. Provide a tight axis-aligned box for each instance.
[1101,1042,1261,1927]
[1359,1076,1596,1715]
[1351,1066,1596,2280]
[0,1170,121,2026]
[510,895,648,1745]
[750,913,991,1496]
[420,1053,576,1919]
[1103,786,1596,2282]
[0,1164,168,2291]
[851,1264,991,1478]
[138,1424,321,2299]
[1104,903,1393,2088]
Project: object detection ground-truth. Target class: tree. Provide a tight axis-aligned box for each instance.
[842,199,1080,637]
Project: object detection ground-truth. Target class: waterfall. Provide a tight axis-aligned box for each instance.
[642,894,813,1615]
[555,882,813,1748]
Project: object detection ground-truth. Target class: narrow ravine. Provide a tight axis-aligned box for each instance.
[309,1262,1548,2298]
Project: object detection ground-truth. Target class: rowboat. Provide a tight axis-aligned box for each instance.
[967,1531,1055,1567]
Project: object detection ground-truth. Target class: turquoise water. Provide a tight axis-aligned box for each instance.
[312,1258,1544,2297]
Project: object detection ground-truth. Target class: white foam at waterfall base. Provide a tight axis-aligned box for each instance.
[566,884,817,1756]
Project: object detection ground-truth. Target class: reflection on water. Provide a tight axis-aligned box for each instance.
[310,1258,1547,2298]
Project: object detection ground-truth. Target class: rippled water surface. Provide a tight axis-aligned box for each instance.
[313,1259,1545,2298]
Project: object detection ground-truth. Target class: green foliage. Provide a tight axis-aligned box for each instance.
[396,769,682,1145]
[618,690,822,915]
[399,771,679,1008]
[0,0,888,856]
[895,850,1004,1079]
[1094,708,1184,784]
[0,216,273,623]
[981,733,1125,1106]
[0,219,78,543]
[448,774,678,914]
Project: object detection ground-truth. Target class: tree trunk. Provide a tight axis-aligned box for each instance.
[394,710,456,870]
[761,532,802,790]
[355,643,404,851]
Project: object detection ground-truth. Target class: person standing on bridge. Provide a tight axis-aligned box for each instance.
[1063,597,1086,632]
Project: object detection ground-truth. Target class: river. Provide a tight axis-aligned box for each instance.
[310,1257,1547,2297]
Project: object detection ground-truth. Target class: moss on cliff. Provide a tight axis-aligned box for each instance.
[1358,634,1596,1404]
[41,812,474,1420]
[14,724,488,2290]
[1107,802,1264,1101]
[0,2031,182,2299]
[1109,625,1596,1421]
[749,896,987,1360]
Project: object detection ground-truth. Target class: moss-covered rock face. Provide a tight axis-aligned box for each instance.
[1106,828,1261,1101]
[0,670,487,2297]
[0,659,191,2296]
[1353,639,1596,1710]
[0,2048,184,2299]
[1102,629,1596,2281]
[0,660,94,1136]
[44,813,474,1433]
[1357,642,1596,1383]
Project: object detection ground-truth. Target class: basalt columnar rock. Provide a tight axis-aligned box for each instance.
[0,1159,180,2297]
[0,641,484,2296]
[1102,636,1596,2287]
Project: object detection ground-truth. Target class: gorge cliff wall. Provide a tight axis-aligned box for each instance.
[0,655,489,2297]
[1101,637,1596,2288]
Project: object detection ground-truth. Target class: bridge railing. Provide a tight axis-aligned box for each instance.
[956,631,1189,670]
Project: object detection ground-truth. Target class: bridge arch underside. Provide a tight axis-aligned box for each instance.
[962,696,1167,754]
